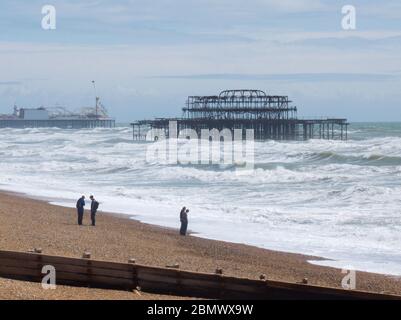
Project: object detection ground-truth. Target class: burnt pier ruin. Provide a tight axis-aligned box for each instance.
[131,89,348,141]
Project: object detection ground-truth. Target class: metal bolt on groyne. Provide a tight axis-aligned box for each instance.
[215,268,223,275]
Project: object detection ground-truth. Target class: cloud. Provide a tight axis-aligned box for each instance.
[0,0,332,40]
[358,0,401,19]
[286,34,401,49]
[260,0,326,12]
[154,73,399,82]
[0,81,21,85]
[0,0,399,121]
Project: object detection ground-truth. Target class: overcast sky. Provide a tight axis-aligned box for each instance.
[0,0,400,121]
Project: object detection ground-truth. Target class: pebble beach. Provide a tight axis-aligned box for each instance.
[0,192,400,300]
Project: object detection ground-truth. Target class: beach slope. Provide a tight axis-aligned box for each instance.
[0,192,400,299]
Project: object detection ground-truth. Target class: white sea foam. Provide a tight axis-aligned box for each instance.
[1,124,401,276]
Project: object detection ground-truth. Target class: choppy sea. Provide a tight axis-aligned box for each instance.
[1,123,401,275]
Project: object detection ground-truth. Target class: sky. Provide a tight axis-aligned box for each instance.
[0,0,400,122]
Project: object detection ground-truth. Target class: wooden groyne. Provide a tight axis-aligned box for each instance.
[0,249,399,300]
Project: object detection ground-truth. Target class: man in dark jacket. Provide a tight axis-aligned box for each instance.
[76,195,85,225]
[180,207,189,236]
[90,195,99,226]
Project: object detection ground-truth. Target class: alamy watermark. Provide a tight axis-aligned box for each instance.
[341,5,356,30]
[41,265,57,290]
[341,266,356,290]
[145,121,255,174]
[40,4,356,32]
[41,5,56,30]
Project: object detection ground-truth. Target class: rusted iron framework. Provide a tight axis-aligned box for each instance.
[131,90,348,141]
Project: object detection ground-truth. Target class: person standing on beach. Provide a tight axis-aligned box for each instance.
[179,207,186,235]
[180,207,189,236]
[76,195,85,226]
[90,195,99,226]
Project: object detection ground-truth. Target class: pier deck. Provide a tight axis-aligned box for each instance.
[0,119,115,129]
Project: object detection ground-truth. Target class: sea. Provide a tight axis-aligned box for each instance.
[1,123,401,275]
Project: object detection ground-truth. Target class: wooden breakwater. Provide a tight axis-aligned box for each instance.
[0,249,399,300]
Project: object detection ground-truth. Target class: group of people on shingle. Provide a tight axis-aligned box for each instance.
[75,195,190,236]
[76,195,99,226]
